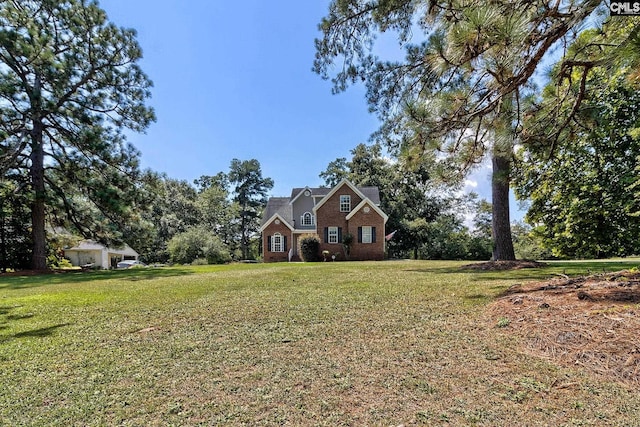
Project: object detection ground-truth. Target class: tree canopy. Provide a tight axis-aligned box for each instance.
[314,0,612,260]
[0,0,155,269]
[515,22,640,258]
[228,159,274,260]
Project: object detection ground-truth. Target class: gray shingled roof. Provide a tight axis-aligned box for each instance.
[358,186,381,205]
[263,185,382,226]
[290,186,381,205]
[260,197,292,226]
[290,187,331,200]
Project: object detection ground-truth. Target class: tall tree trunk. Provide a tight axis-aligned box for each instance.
[30,120,47,270]
[0,196,6,273]
[491,154,515,261]
[30,74,47,270]
[240,207,248,260]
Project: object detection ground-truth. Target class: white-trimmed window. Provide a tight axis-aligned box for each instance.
[301,212,314,226]
[358,226,376,244]
[328,226,339,244]
[272,233,284,252]
[361,226,372,244]
[339,195,351,212]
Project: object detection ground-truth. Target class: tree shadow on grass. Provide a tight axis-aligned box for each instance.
[402,260,640,284]
[0,323,71,344]
[6,313,35,321]
[0,305,72,347]
[402,266,551,282]
[0,305,16,315]
[12,323,70,338]
[0,267,195,290]
[464,293,490,301]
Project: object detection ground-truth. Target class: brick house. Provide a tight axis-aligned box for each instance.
[259,179,388,262]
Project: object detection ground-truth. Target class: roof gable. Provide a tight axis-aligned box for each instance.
[345,199,388,223]
[312,179,368,213]
[358,186,381,205]
[289,186,311,205]
[290,186,331,204]
[260,197,292,227]
[258,213,294,232]
[262,180,385,227]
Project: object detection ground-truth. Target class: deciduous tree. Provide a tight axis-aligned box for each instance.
[516,69,640,258]
[0,178,31,271]
[515,19,640,258]
[195,173,239,256]
[167,226,231,265]
[135,172,200,263]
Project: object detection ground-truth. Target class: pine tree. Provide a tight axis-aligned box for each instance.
[314,0,605,260]
[228,159,273,260]
[0,0,155,269]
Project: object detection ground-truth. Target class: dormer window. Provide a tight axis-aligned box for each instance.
[339,195,351,212]
[301,211,315,226]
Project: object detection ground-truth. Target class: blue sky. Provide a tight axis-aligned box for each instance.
[99,0,497,206]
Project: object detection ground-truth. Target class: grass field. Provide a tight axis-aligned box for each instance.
[1,260,639,426]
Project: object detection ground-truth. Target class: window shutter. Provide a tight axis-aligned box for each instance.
[372,227,377,243]
[358,227,362,243]
[338,227,342,242]
[267,236,272,252]
[283,236,287,251]
[324,227,328,243]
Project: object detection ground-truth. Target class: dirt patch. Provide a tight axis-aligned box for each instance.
[462,260,548,271]
[486,270,640,387]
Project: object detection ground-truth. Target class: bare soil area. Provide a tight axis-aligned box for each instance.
[486,270,640,387]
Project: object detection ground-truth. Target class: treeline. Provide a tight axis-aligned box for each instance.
[2,146,546,270]
[116,159,273,265]
[3,1,640,271]
[1,158,274,270]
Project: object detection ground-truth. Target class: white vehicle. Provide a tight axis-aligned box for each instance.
[116,260,146,269]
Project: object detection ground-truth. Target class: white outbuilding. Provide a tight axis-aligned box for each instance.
[64,240,139,269]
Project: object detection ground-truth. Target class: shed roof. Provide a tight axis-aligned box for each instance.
[66,240,139,256]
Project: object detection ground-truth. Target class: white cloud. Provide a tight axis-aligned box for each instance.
[464,179,478,188]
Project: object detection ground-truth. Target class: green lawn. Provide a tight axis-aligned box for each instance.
[1,260,639,426]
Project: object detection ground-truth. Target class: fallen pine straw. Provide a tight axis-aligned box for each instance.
[486,270,640,387]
